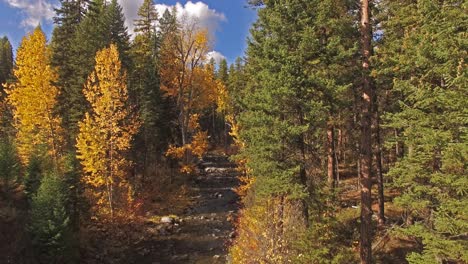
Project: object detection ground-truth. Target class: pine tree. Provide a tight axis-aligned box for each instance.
[76,44,140,217]
[6,27,63,166]
[358,0,374,262]
[134,0,158,39]
[217,59,229,84]
[215,58,229,147]
[231,0,325,261]
[23,154,43,202]
[67,0,131,142]
[51,0,89,147]
[158,8,178,41]
[130,0,164,176]
[0,36,13,86]
[379,0,467,262]
[229,0,361,262]
[29,173,76,263]
[104,0,131,68]
[0,138,20,201]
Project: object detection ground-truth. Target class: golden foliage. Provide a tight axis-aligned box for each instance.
[166,144,187,160]
[230,197,305,263]
[159,22,221,173]
[6,27,63,164]
[165,127,209,174]
[190,131,209,158]
[234,176,255,198]
[230,198,268,264]
[160,27,220,111]
[76,44,140,217]
[188,113,201,131]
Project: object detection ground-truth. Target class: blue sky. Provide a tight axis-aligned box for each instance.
[0,0,257,64]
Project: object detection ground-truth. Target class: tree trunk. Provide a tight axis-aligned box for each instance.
[374,105,385,226]
[359,0,373,263]
[327,123,337,189]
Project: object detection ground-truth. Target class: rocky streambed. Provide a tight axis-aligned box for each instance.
[82,154,240,264]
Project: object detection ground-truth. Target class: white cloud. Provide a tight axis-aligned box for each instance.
[206,51,226,65]
[111,1,227,38]
[118,0,143,37]
[3,0,55,29]
[155,1,226,33]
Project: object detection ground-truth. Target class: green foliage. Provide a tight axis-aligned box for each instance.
[134,0,159,38]
[130,0,168,173]
[217,59,229,84]
[231,0,360,262]
[61,0,131,143]
[62,151,85,230]
[29,174,76,263]
[23,154,43,202]
[293,216,358,264]
[0,36,13,86]
[236,0,357,198]
[104,0,131,68]
[0,139,20,199]
[51,0,89,146]
[380,0,468,262]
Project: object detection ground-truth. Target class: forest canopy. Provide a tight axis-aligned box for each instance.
[0,0,466,263]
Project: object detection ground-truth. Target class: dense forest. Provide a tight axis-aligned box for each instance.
[0,0,466,263]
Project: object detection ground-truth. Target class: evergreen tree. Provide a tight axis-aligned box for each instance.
[29,174,76,263]
[226,57,247,120]
[62,151,84,231]
[130,0,165,176]
[217,59,229,84]
[380,0,468,262]
[233,0,322,261]
[51,0,89,147]
[0,138,20,200]
[358,0,374,262]
[158,8,178,41]
[230,0,359,262]
[0,36,13,86]
[67,0,131,142]
[23,154,43,202]
[104,0,131,68]
[134,0,158,39]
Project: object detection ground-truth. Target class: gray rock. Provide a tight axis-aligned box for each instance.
[160,216,174,224]
[171,254,189,261]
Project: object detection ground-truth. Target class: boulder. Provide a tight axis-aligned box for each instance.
[160,216,174,224]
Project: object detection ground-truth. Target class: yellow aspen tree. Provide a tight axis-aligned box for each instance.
[76,44,140,218]
[161,20,222,171]
[6,27,63,165]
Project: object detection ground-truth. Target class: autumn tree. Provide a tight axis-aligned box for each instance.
[76,44,140,218]
[64,0,131,142]
[6,27,63,166]
[160,16,223,172]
